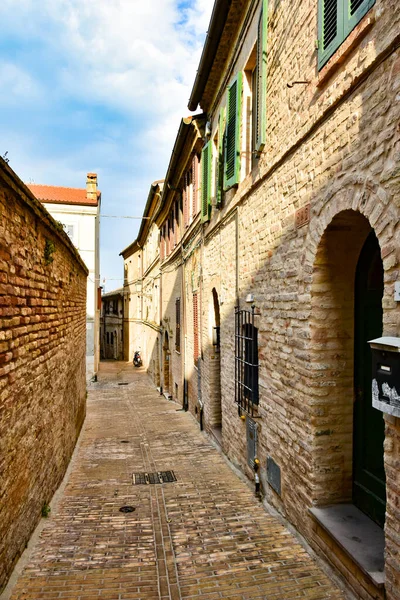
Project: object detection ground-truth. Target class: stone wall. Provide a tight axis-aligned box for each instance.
[198,1,400,597]
[161,254,183,402]
[183,237,201,418]
[0,160,88,592]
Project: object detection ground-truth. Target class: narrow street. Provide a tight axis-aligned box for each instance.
[7,362,348,600]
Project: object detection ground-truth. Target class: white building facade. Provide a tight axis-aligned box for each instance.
[28,173,101,379]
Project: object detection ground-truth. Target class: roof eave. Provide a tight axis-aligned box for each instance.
[154,114,205,225]
[188,0,232,111]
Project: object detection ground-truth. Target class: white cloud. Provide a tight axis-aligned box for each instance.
[0,62,44,106]
[0,0,215,282]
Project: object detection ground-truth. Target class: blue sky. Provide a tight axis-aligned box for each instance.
[0,0,214,291]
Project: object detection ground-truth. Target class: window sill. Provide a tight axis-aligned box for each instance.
[317,12,375,88]
[309,504,384,588]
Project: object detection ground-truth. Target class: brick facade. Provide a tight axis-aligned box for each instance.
[123,1,400,596]
[0,159,88,592]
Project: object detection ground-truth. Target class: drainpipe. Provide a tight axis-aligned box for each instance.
[235,208,240,307]
[159,262,163,396]
[181,242,187,410]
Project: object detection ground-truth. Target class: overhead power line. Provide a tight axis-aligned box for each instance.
[100,214,150,219]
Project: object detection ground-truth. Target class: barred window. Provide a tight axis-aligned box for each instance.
[235,306,259,416]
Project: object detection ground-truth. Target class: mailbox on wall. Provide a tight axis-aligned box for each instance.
[369,337,400,418]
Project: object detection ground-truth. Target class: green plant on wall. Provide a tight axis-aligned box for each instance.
[41,503,51,518]
[44,239,56,265]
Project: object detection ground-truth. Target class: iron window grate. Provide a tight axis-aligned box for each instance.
[133,471,177,485]
[235,305,259,417]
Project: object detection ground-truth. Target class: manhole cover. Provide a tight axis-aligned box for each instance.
[119,506,136,513]
[133,471,177,485]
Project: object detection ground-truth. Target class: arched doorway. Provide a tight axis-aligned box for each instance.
[210,289,222,437]
[163,332,170,395]
[155,338,161,388]
[354,231,386,526]
[311,210,386,525]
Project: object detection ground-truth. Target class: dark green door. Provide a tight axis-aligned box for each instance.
[353,231,386,527]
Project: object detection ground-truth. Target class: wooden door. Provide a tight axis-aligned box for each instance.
[353,231,386,527]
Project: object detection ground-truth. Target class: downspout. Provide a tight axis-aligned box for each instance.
[159,257,163,396]
[235,208,239,307]
[181,242,187,410]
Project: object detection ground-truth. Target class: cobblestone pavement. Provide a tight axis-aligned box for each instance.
[8,362,348,600]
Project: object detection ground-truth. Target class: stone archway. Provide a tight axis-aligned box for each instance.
[310,209,386,524]
[155,338,161,388]
[310,210,377,505]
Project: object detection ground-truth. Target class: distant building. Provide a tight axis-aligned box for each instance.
[100,288,124,360]
[27,173,101,379]
[120,180,164,385]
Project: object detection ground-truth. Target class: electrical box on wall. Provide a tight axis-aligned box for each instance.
[246,416,257,468]
[369,337,400,418]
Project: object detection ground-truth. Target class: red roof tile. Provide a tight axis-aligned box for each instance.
[27,184,100,206]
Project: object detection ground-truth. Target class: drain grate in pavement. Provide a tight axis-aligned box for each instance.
[133,471,177,485]
[119,505,136,513]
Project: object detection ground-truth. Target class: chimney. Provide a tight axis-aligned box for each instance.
[86,173,98,203]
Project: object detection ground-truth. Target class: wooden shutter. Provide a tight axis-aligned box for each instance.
[175,297,181,352]
[175,200,180,244]
[183,177,188,228]
[193,293,199,362]
[160,228,165,260]
[201,142,211,222]
[192,154,199,217]
[345,0,375,37]
[216,107,225,207]
[319,0,374,68]
[254,0,268,154]
[318,0,343,69]
[224,72,242,190]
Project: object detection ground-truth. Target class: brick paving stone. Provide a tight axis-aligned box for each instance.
[5,362,349,600]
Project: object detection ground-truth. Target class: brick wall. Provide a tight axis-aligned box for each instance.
[198,0,400,597]
[0,160,88,592]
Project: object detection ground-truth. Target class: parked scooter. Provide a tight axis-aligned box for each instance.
[133,350,142,367]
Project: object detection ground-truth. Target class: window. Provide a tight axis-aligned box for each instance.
[235,306,259,416]
[62,223,77,245]
[201,141,212,222]
[160,227,165,260]
[193,293,199,363]
[107,332,110,344]
[318,0,375,69]
[215,108,225,207]
[175,297,181,352]
[254,0,268,155]
[111,332,114,345]
[192,154,199,217]
[224,72,242,190]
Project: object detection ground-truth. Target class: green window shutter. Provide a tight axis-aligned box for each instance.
[345,0,375,37]
[318,0,344,70]
[255,0,268,154]
[216,106,225,207]
[224,71,242,191]
[201,141,211,222]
